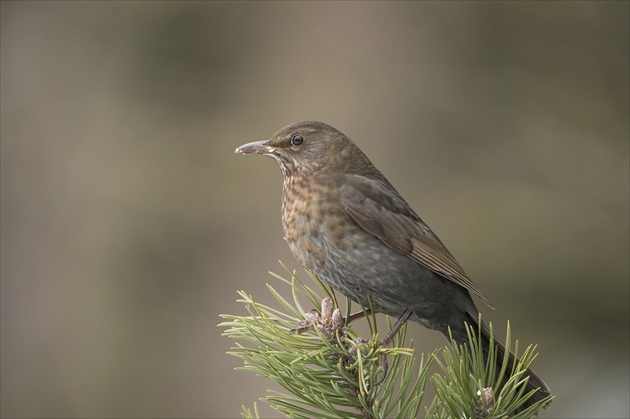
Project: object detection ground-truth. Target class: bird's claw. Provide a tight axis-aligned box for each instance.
[289,297,343,341]
[347,337,389,385]
[288,309,320,334]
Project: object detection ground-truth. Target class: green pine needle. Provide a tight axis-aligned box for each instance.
[219,262,553,418]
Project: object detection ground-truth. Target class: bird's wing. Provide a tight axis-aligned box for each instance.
[340,174,492,307]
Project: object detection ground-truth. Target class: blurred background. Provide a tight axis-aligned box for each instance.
[1,1,628,418]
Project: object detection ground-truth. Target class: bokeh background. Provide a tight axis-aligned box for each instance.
[1,1,628,418]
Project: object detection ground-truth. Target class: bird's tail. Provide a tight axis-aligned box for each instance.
[444,316,552,413]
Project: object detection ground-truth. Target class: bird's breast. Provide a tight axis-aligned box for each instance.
[281,178,351,269]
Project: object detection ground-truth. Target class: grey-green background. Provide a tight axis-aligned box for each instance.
[1,1,628,418]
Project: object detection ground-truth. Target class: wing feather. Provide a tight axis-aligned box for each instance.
[340,174,492,307]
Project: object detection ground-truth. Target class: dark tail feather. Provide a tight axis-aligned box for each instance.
[482,326,551,412]
[445,317,552,413]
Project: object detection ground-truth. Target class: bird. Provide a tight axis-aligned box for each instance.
[235,120,551,410]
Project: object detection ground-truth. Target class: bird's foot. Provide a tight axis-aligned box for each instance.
[289,297,343,341]
[347,337,390,386]
[348,337,370,354]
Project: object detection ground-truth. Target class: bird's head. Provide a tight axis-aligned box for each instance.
[235,121,373,177]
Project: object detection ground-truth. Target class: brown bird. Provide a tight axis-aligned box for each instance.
[235,120,551,410]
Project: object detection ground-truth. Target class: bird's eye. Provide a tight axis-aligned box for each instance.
[291,134,304,146]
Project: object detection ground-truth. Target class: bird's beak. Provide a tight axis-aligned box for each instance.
[235,140,282,155]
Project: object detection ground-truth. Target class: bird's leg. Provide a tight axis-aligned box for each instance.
[379,309,412,347]
[346,308,372,324]
[372,309,413,385]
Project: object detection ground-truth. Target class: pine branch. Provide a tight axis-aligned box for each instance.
[219,263,553,418]
[427,319,553,418]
